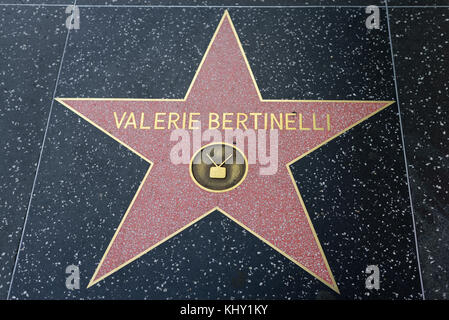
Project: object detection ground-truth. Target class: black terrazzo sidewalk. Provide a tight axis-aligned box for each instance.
[0,1,447,300]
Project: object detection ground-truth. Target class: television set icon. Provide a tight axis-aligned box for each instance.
[210,166,226,179]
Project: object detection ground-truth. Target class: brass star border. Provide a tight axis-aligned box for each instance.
[56,11,394,293]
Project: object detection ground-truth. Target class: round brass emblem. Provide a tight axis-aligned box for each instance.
[190,143,248,193]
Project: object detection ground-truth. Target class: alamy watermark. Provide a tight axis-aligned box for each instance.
[65,5,80,30]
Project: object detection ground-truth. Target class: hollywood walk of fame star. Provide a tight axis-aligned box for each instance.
[56,11,394,292]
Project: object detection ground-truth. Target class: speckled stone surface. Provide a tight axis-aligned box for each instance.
[76,1,386,6]
[3,7,425,299]
[392,1,449,6]
[0,6,68,299]
[389,7,449,300]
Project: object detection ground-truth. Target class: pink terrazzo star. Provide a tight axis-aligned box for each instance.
[57,11,393,292]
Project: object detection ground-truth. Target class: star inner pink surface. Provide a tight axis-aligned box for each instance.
[59,13,391,290]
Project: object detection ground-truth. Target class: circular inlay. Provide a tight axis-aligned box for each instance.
[190,143,248,193]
